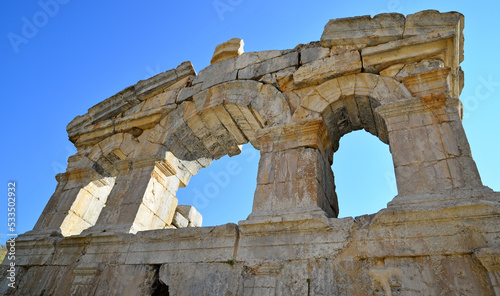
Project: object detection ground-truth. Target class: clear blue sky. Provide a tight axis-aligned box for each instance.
[1,1,499,245]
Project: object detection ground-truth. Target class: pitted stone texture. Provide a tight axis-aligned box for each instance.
[10,10,500,296]
[238,51,299,79]
[404,10,464,37]
[299,44,330,64]
[293,50,362,85]
[321,13,405,46]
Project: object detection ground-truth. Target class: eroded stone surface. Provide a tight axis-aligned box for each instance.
[2,10,499,296]
[210,37,244,64]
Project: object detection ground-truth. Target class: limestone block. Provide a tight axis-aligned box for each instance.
[256,120,331,154]
[293,50,361,85]
[198,107,242,157]
[251,146,336,219]
[252,83,291,125]
[396,59,445,79]
[300,46,330,64]
[125,224,237,264]
[404,10,464,38]
[176,205,202,227]
[238,51,298,79]
[330,44,365,55]
[162,106,213,160]
[141,77,190,111]
[154,192,178,227]
[235,50,284,70]
[210,38,244,64]
[361,28,455,73]
[380,63,405,77]
[182,101,226,159]
[135,61,196,100]
[192,58,238,90]
[223,103,259,147]
[87,264,159,296]
[211,104,247,144]
[238,216,355,263]
[321,13,405,46]
[87,86,139,125]
[336,74,356,96]
[258,66,296,92]
[401,68,451,98]
[172,211,189,228]
[176,83,202,103]
[159,263,244,296]
[0,265,74,296]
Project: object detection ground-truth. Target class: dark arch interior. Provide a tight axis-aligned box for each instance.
[321,95,388,152]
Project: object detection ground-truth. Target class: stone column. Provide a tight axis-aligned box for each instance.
[86,155,180,234]
[378,96,491,208]
[31,154,115,237]
[248,119,338,221]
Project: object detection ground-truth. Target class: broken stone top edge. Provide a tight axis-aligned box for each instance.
[66,61,196,132]
[67,10,464,136]
[321,10,463,41]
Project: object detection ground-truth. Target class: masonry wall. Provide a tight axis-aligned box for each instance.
[1,10,499,296]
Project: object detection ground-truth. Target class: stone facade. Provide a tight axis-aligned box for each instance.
[1,10,499,296]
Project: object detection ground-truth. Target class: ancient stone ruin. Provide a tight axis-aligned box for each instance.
[1,10,499,295]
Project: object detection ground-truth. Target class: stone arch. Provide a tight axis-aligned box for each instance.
[285,74,412,218]
[88,133,138,163]
[294,73,413,148]
[161,80,292,161]
[289,72,484,211]
[146,80,291,225]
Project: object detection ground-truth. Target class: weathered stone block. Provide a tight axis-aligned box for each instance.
[293,50,361,85]
[211,37,244,64]
[321,13,405,46]
[404,10,464,37]
[300,46,330,64]
[176,205,202,227]
[238,51,298,79]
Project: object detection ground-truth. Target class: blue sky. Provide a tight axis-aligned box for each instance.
[1,1,499,245]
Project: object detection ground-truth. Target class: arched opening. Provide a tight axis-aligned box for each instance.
[332,130,397,218]
[159,80,290,226]
[294,73,416,219]
[175,143,259,226]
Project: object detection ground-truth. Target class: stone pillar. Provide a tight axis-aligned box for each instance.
[378,96,491,208]
[475,248,500,296]
[31,154,115,237]
[248,119,338,221]
[86,155,180,234]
